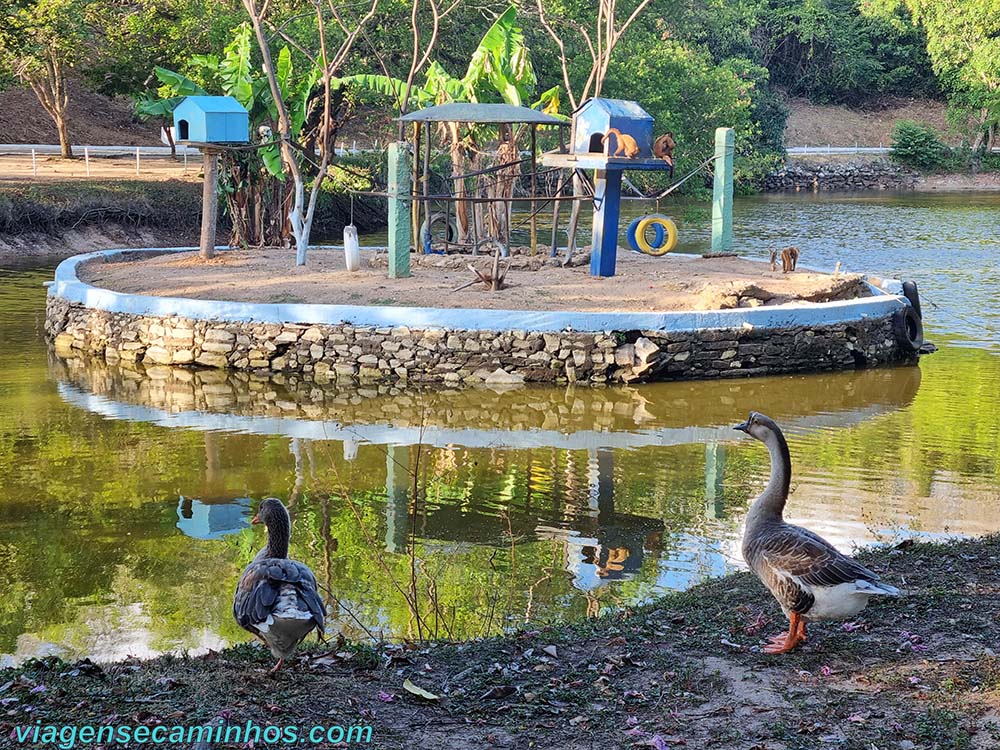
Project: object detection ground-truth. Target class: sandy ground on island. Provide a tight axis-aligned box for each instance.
[79,246,869,312]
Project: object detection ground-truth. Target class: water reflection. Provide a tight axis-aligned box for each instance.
[20,350,932,659]
[176,495,253,540]
[3,191,1000,663]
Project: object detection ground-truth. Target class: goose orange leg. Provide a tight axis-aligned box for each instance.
[268,658,284,674]
[763,612,806,654]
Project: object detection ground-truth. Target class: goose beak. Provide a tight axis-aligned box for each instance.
[733,419,751,433]
[250,513,261,525]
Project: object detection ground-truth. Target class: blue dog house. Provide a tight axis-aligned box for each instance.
[173,96,249,144]
[572,98,654,158]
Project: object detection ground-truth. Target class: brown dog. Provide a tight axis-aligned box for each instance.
[653,132,676,176]
[770,247,799,273]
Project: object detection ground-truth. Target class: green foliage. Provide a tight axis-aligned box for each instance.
[751,0,937,104]
[342,5,540,112]
[865,0,999,148]
[890,119,947,170]
[0,0,91,78]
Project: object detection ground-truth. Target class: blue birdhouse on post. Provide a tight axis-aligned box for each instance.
[572,98,654,158]
[173,96,249,144]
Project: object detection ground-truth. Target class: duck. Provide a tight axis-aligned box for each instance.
[233,497,325,672]
[734,412,900,654]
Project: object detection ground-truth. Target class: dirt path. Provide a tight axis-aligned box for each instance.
[2,536,998,749]
[79,247,869,313]
[0,153,198,182]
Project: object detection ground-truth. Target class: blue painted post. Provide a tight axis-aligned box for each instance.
[711,127,735,252]
[387,142,411,279]
[589,169,623,277]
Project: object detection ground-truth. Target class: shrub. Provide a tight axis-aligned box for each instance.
[890,120,948,171]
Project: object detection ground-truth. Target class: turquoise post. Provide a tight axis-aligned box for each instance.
[711,127,734,252]
[385,445,411,552]
[387,142,411,278]
[704,442,726,519]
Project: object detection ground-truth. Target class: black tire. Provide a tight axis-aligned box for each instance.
[893,306,924,352]
[419,212,457,244]
[902,280,922,319]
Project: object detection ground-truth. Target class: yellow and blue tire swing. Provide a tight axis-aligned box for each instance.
[626,214,678,256]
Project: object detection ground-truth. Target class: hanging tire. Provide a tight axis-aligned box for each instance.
[635,214,678,256]
[893,305,924,352]
[626,216,664,253]
[419,212,458,244]
[902,280,922,319]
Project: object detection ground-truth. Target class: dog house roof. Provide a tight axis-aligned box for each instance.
[176,96,248,114]
[575,98,654,121]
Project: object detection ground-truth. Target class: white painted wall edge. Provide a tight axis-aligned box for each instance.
[51,247,911,334]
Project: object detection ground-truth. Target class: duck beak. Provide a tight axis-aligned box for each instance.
[250,513,261,525]
[733,419,751,433]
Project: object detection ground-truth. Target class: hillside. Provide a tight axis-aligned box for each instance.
[0,82,158,146]
[0,84,963,155]
[784,96,958,147]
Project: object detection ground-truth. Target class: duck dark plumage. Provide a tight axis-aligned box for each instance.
[233,497,325,671]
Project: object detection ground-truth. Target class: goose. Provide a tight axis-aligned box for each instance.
[233,497,325,671]
[735,412,900,654]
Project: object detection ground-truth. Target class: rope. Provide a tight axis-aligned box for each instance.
[918,291,1000,342]
[620,155,716,201]
[507,169,577,232]
[450,156,531,181]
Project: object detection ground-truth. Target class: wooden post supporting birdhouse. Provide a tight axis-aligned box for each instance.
[171,96,250,262]
[199,148,220,260]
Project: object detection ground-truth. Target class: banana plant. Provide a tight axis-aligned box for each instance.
[336,4,560,245]
[336,5,543,110]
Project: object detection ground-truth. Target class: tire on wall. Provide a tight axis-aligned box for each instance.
[902,280,922,319]
[893,305,924,352]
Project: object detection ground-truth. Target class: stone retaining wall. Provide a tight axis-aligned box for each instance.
[764,160,918,192]
[46,295,915,385]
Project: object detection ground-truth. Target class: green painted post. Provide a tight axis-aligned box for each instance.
[387,142,411,278]
[704,442,726,519]
[711,127,734,252]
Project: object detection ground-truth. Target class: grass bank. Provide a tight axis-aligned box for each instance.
[3,535,998,749]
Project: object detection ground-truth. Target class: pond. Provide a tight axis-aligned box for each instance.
[1,190,998,664]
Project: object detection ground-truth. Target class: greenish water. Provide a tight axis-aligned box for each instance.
[1,191,999,664]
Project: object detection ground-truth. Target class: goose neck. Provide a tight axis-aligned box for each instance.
[264,516,290,559]
[750,428,791,523]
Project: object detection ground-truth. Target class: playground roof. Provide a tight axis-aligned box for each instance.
[399,103,566,125]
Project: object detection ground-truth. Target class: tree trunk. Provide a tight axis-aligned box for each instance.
[55,113,72,159]
[449,127,470,244]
